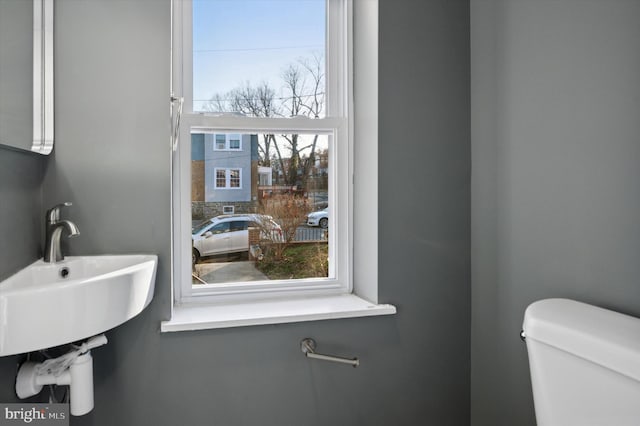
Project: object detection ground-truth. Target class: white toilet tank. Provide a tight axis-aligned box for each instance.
[523,298,640,426]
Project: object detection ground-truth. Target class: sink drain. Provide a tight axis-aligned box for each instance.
[59,267,70,278]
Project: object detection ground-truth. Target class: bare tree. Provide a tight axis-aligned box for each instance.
[205,55,326,188]
[285,54,324,119]
[205,82,280,168]
[277,54,325,188]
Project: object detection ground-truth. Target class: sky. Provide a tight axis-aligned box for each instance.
[192,0,326,112]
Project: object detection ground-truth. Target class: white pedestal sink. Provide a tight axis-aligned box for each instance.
[0,254,157,357]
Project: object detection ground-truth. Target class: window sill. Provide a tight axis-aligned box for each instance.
[160,294,396,332]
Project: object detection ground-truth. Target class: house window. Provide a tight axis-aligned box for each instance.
[228,137,240,150]
[214,133,241,151]
[215,169,225,187]
[164,0,393,331]
[215,134,225,150]
[214,168,242,189]
[229,169,240,188]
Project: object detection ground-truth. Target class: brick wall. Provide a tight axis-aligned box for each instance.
[191,160,204,201]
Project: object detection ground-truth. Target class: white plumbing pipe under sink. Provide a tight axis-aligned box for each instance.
[15,335,106,416]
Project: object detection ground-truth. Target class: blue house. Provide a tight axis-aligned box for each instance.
[192,133,268,218]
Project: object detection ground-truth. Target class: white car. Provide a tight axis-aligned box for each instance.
[306,208,328,229]
[192,214,282,262]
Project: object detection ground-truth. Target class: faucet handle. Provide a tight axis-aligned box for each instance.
[47,202,73,223]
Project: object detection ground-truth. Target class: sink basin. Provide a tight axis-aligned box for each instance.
[0,255,157,357]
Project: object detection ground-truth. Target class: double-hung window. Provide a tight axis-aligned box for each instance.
[214,133,241,151]
[164,0,395,331]
[214,168,241,189]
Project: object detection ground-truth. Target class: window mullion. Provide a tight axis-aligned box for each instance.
[326,0,349,117]
[177,115,196,300]
[185,115,344,134]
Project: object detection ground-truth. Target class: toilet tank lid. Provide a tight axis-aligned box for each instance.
[523,298,640,382]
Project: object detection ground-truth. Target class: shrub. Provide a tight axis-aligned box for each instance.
[258,193,311,260]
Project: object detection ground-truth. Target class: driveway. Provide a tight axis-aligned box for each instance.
[194,261,268,284]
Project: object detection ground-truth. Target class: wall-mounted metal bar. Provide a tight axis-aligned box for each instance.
[300,338,359,368]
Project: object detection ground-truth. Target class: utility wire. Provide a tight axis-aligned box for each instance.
[194,44,323,53]
[194,92,325,103]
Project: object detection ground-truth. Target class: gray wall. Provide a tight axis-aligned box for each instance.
[1,0,471,425]
[6,1,637,424]
[0,146,44,402]
[0,147,43,282]
[470,1,640,425]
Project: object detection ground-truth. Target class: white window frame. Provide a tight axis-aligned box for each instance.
[214,134,225,150]
[228,168,240,188]
[214,168,225,188]
[213,167,242,189]
[164,0,394,332]
[213,133,242,151]
[228,135,241,150]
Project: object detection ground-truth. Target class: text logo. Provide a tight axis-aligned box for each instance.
[0,404,68,426]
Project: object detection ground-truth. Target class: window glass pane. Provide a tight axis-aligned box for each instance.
[215,169,226,187]
[230,221,247,232]
[191,131,330,285]
[192,0,326,118]
[215,134,226,150]
[210,222,230,234]
[229,138,240,150]
[229,169,241,188]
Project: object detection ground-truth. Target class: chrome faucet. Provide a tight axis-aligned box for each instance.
[44,202,80,263]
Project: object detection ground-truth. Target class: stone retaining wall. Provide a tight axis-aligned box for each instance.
[191,201,259,220]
